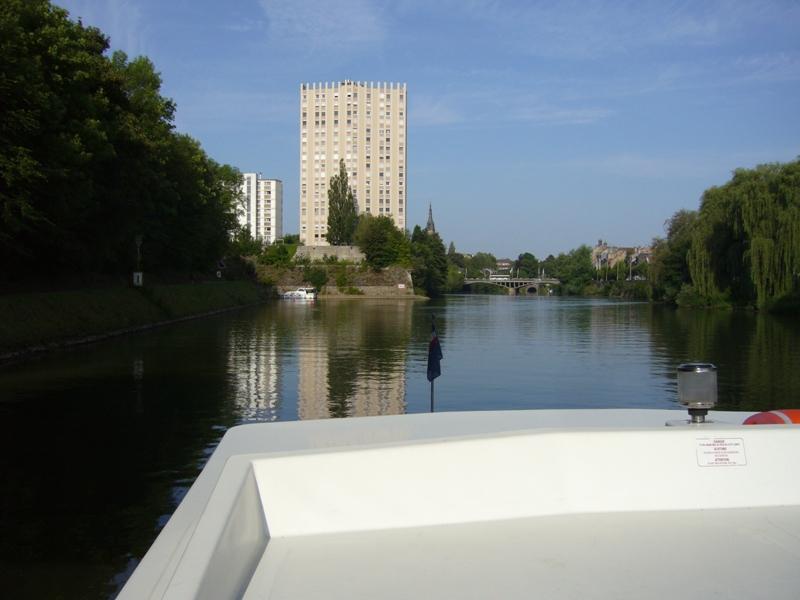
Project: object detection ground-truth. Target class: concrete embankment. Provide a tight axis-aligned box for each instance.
[0,281,273,360]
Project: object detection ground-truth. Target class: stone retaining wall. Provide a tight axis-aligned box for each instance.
[294,245,365,263]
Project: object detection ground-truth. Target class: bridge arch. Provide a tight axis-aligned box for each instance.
[461,277,560,295]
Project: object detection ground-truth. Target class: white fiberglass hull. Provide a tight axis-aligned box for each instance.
[118,409,800,599]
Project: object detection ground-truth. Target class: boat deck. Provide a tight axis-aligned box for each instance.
[246,506,800,599]
[117,410,800,600]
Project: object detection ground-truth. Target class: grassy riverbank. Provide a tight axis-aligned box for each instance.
[0,281,272,356]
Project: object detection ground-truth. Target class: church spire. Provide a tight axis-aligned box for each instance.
[426,203,436,234]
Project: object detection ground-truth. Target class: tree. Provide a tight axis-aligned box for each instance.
[538,246,593,295]
[0,0,241,281]
[354,214,409,269]
[0,0,125,272]
[649,210,697,303]
[230,226,262,257]
[515,252,539,278]
[465,252,496,278]
[446,241,466,269]
[445,263,465,292]
[282,233,300,244]
[303,266,328,289]
[258,243,292,267]
[326,159,358,245]
[646,159,800,308]
[687,160,800,308]
[410,225,448,297]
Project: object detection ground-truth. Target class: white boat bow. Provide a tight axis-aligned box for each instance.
[118,409,800,599]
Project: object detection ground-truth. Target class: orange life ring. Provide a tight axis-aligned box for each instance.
[743,409,800,425]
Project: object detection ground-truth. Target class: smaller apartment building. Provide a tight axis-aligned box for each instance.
[239,173,283,244]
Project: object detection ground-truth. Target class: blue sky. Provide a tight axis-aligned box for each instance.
[57,0,799,258]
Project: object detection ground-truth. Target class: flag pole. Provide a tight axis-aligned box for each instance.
[427,313,442,414]
[431,313,435,413]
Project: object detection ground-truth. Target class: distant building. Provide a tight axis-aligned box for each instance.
[592,239,652,270]
[299,80,408,245]
[496,258,513,272]
[239,173,283,244]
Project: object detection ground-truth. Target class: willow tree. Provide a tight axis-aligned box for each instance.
[326,159,358,245]
[739,162,800,306]
[688,159,800,307]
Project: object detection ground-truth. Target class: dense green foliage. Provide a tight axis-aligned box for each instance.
[650,159,800,309]
[445,263,465,292]
[302,266,328,289]
[689,160,800,308]
[354,214,409,269]
[540,246,594,295]
[0,0,240,282]
[282,233,301,245]
[444,242,466,292]
[410,226,448,297]
[648,210,698,303]
[326,159,358,245]
[258,243,296,267]
[464,252,497,277]
[515,252,540,277]
[230,226,263,257]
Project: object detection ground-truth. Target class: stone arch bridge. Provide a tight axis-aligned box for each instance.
[462,277,561,295]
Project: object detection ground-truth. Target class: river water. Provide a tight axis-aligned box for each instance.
[0,296,798,598]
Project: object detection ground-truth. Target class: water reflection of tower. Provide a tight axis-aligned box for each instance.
[227,322,281,422]
[297,327,329,420]
[297,301,412,419]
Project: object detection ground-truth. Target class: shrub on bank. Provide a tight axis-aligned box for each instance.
[765,291,800,314]
[302,267,329,289]
[587,280,652,300]
[675,284,732,309]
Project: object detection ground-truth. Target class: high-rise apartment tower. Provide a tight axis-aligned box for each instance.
[299,80,407,245]
[239,173,283,244]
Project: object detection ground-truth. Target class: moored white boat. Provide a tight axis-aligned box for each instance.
[281,287,316,300]
[118,407,800,599]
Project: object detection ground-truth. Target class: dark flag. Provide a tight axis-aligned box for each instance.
[427,320,443,382]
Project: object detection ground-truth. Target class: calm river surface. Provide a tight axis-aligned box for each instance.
[1,296,798,598]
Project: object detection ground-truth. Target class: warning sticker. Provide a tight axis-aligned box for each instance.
[696,438,747,467]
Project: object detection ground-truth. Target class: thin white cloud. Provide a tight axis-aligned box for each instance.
[557,149,800,180]
[259,0,384,52]
[729,53,800,84]
[587,51,800,100]
[404,0,800,59]
[224,21,266,33]
[412,89,611,128]
[411,96,463,126]
[507,104,612,126]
